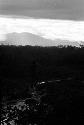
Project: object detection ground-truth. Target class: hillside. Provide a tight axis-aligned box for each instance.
[1,45,84,124]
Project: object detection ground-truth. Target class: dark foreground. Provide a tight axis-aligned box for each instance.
[1,45,84,125]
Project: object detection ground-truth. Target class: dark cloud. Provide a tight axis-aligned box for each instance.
[0,0,84,20]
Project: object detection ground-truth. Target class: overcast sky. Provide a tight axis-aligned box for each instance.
[0,0,84,46]
[0,0,84,20]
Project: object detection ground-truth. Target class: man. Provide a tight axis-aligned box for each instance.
[30,60,40,87]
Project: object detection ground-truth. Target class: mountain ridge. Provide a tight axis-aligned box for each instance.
[0,32,83,47]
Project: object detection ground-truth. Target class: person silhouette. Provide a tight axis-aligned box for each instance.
[30,60,38,87]
[30,60,42,88]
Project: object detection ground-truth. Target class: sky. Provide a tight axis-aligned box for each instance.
[0,0,84,46]
[0,0,84,20]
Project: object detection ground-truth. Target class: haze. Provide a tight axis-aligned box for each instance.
[0,0,84,46]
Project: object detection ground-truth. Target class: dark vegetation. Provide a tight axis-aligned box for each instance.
[1,45,84,124]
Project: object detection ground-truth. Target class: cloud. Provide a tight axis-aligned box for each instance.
[0,16,84,45]
[0,0,84,20]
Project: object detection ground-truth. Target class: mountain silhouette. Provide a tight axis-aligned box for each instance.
[1,32,82,47]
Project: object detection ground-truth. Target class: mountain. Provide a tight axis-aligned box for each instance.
[1,32,83,47]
